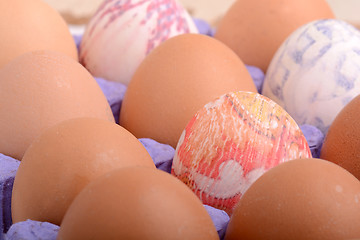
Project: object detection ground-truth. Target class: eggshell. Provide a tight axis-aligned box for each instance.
[171,91,311,215]
[0,50,114,160]
[57,167,219,240]
[321,94,360,180]
[214,0,334,72]
[120,33,257,148]
[262,19,360,134]
[11,118,155,226]
[0,0,78,68]
[80,0,198,85]
[225,158,360,240]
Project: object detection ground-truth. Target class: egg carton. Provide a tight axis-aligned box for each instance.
[0,18,324,240]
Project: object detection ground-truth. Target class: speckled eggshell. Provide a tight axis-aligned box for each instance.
[321,94,360,180]
[225,158,360,240]
[0,50,114,160]
[120,33,257,149]
[214,0,334,72]
[80,0,198,85]
[262,19,360,134]
[0,0,78,68]
[11,118,155,226]
[171,91,311,215]
[57,167,219,240]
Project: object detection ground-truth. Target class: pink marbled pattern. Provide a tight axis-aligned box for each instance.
[80,0,198,85]
[172,91,311,215]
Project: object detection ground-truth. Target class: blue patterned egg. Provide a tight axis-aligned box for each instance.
[262,19,360,134]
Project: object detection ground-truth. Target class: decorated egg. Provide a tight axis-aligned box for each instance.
[262,19,360,134]
[171,91,311,215]
[80,0,198,85]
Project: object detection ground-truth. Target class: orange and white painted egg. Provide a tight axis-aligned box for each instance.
[80,0,198,85]
[171,91,311,215]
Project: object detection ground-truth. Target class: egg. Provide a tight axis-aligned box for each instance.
[57,167,219,240]
[171,91,311,215]
[225,158,360,240]
[80,0,198,85]
[214,0,335,72]
[11,118,155,226]
[0,50,114,160]
[321,94,360,180]
[0,0,78,68]
[120,33,257,148]
[262,19,360,134]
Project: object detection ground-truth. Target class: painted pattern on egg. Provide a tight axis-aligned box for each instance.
[80,0,198,85]
[262,19,360,134]
[171,91,311,215]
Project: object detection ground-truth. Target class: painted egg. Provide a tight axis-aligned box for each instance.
[80,0,198,85]
[171,91,311,215]
[262,19,360,134]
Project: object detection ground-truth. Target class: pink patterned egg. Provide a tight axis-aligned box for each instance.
[171,91,311,215]
[80,0,198,85]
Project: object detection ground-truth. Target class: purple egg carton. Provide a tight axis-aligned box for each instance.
[1,19,324,240]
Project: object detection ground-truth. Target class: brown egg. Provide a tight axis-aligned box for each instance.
[321,94,360,180]
[57,167,219,240]
[214,0,335,72]
[120,33,257,148]
[11,118,155,226]
[0,50,114,160]
[0,0,78,68]
[225,158,360,240]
